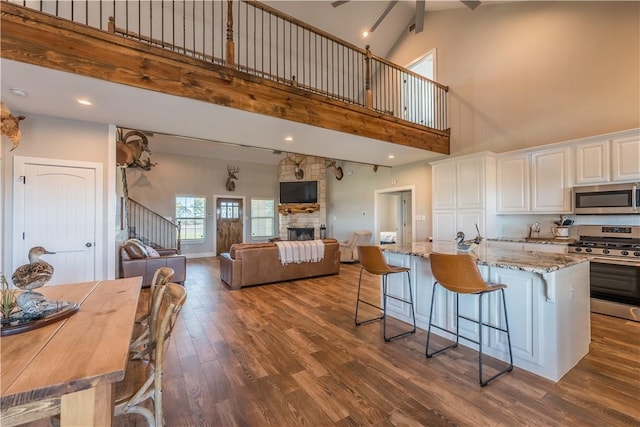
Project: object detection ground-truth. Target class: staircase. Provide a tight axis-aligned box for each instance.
[127,198,181,252]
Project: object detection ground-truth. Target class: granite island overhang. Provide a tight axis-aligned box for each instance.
[378,242,591,382]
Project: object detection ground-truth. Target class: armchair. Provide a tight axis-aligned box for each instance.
[339,230,373,263]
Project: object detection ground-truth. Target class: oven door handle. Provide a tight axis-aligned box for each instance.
[591,257,640,267]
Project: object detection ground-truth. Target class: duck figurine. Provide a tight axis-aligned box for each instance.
[12,247,55,316]
[455,231,473,251]
[12,246,55,291]
[455,229,483,252]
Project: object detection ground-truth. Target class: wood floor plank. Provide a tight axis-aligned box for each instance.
[14,257,640,426]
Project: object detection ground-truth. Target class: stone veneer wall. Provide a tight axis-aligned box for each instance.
[278,155,327,240]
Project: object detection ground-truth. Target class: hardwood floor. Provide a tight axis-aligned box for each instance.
[22,258,640,426]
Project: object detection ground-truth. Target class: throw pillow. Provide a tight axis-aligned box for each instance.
[124,240,148,259]
[146,246,160,257]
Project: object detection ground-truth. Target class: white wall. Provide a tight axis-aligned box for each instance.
[327,160,432,241]
[126,150,279,257]
[388,1,639,156]
[1,113,113,278]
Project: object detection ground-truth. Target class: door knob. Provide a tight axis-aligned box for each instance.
[86,242,93,248]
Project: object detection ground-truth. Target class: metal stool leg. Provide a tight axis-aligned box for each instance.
[382,271,416,342]
[478,288,514,387]
[426,284,460,358]
[355,267,383,326]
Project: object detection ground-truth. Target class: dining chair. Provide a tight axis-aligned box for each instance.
[130,267,174,359]
[355,245,416,341]
[426,253,513,386]
[115,282,187,426]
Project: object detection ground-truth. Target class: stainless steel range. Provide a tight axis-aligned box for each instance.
[568,225,640,322]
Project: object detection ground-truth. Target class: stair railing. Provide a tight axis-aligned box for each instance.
[127,198,181,252]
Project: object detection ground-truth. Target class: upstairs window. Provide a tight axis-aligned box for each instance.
[176,196,206,241]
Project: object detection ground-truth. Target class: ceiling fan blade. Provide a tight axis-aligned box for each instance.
[414,0,425,34]
[331,1,350,7]
[370,0,399,33]
[461,1,481,11]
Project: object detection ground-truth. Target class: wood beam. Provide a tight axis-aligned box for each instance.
[0,3,449,155]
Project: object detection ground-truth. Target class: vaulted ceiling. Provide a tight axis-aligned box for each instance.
[1,1,479,166]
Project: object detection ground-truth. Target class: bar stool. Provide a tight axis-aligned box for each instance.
[426,253,513,386]
[355,245,416,341]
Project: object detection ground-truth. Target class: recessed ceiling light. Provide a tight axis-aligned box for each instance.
[362,31,369,38]
[284,136,294,142]
[10,88,28,97]
[76,98,93,106]
[388,154,395,159]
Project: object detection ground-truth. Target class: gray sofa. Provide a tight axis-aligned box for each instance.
[119,239,186,287]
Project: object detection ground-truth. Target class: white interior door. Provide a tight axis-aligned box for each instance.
[13,158,99,285]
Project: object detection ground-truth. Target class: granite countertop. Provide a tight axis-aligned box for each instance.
[488,237,576,245]
[380,242,589,274]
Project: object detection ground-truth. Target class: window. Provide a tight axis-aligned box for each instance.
[175,196,206,241]
[250,198,275,238]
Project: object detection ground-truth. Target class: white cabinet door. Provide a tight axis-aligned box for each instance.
[456,210,485,241]
[457,156,485,209]
[488,268,542,366]
[611,135,640,182]
[575,140,610,185]
[496,154,530,213]
[383,251,413,321]
[432,210,456,242]
[531,147,572,213]
[432,162,456,210]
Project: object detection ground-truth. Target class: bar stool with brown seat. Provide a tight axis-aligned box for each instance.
[426,253,513,386]
[355,245,416,341]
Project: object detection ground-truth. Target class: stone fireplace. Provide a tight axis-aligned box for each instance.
[278,155,327,240]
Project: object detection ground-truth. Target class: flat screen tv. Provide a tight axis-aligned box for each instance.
[280,181,317,204]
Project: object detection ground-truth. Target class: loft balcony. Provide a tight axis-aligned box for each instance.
[0,0,450,159]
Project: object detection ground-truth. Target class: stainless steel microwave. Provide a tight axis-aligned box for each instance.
[574,183,639,214]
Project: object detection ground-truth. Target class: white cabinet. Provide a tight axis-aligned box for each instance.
[384,252,591,382]
[457,156,486,209]
[612,135,640,182]
[432,162,456,210]
[574,133,640,185]
[531,147,572,213]
[431,154,496,243]
[575,140,610,185]
[496,154,530,213]
[497,147,572,214]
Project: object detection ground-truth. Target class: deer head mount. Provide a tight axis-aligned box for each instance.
[289,156,305,180]
[326,159,344,181]
[226,165,239,191]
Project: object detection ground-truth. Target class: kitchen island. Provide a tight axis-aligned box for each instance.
[379,242,590,382]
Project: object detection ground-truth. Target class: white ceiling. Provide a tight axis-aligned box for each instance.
[0,1,479,166]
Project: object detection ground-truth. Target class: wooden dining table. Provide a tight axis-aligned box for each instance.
[1,277,142,426]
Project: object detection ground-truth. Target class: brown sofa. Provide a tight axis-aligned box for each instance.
[219,239,340,290]
[120,239,186,287]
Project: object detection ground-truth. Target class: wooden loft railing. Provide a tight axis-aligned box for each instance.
[0,0,450,154]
